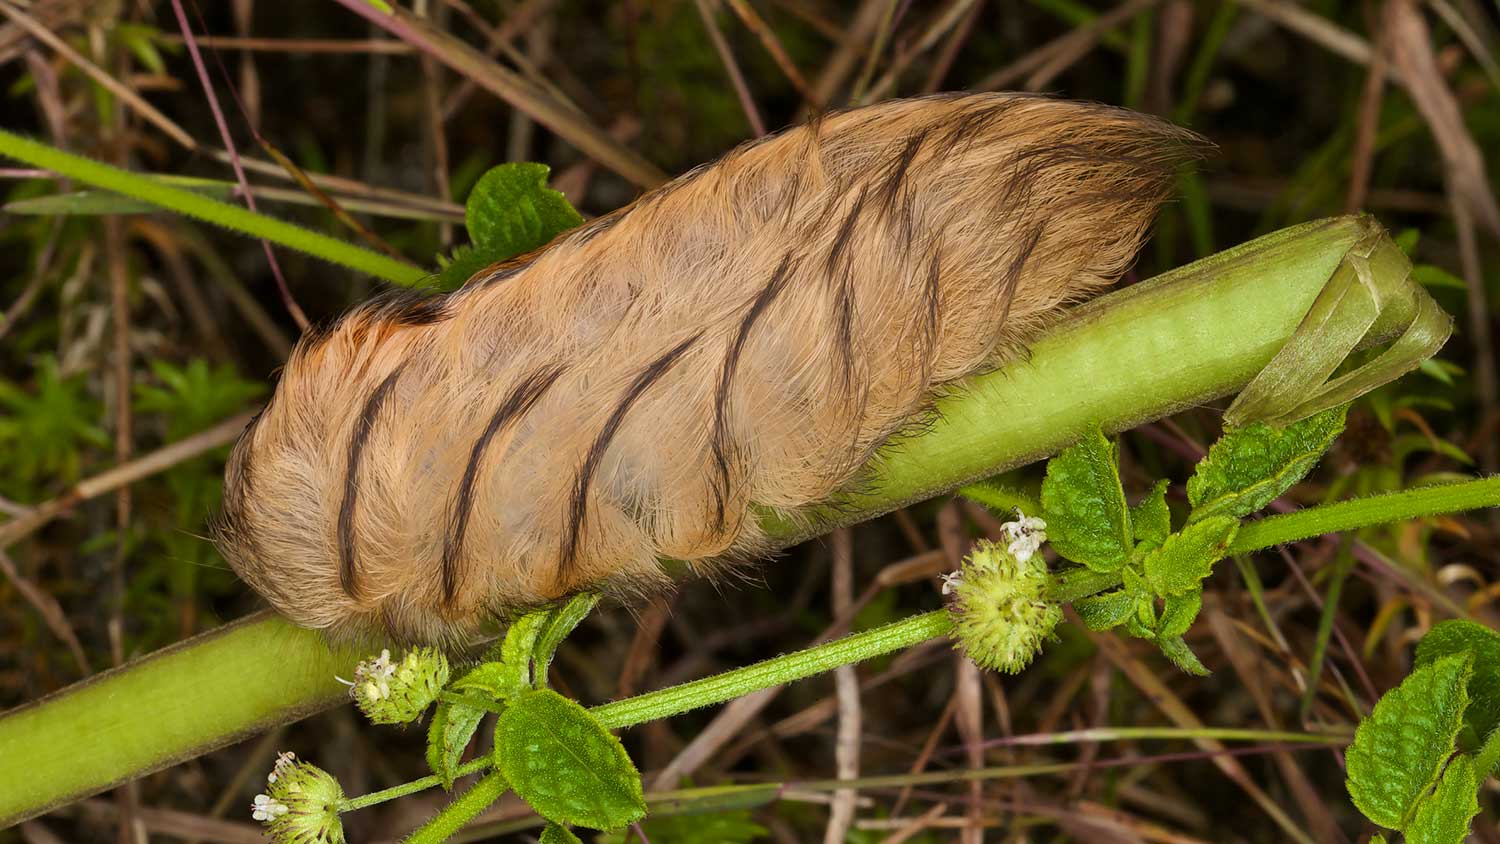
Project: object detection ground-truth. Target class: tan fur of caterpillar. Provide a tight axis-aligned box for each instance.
[216,93,1206,647]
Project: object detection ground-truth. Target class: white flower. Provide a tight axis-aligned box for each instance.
[267,751,297,784]
[939,571,964,596]
[999,511,1047,562]
[252,793,289,822]
[351,648,397,702]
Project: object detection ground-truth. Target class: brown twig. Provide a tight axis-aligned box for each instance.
[694,0,767,137]
[824,528,861,844]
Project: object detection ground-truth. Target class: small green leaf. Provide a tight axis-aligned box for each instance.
[1047,567,1123,603]
[533,593,602,689]
[431,243,500,291]
[1073,590,1134,631]
[1158,590,1202,639]
[465,162,583,256]
[540,823,584,844]
[1186,404,1347,522]
[450,662,527,701]
[1040,429,1133,571]
[1475,727,1500,780]
[1346,653,1472,831]
[1416,620,1500,741]
[496,689,646,831]
[1405,754,1481,844]
[1157,635,1209,676]
[426,695,488,790]
[1131,479,1172,547]
[1142,516,1238,596]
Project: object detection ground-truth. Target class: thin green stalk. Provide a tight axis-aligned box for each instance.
[0,129,427,286]
[591,610,953,730]
[403,770,509,844]
[338,756,492,813]
[1229,477,1500,553]
[1300,537,1354,720]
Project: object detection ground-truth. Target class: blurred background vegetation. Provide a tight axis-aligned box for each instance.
[0,1,1497,841]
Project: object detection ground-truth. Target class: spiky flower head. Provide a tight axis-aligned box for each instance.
[349,647,449,725]
[947,538,1060,674]
[252,755,345,844]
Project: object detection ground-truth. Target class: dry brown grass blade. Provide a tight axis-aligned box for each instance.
[723,0,819,106]
[1082,617,1319,844]
[0,549,91,675]
[1203,605,1344,844]
[863,0,980,103]
[975,0,1158,91]
[1236,0,1386,71]
[0,412,257,550]
[694,0,767,137]
[0,0,197,151]
[825,528,861,844]
[1386,0,1500,470]
[336,0,666,189]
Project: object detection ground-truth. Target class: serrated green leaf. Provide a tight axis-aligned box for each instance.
[540,823,584,844]
[1047,567,1123,603]
[450,662,527,700]
[496,689,646,830]
[1416,620,1500,741]
[1131,479,1171,547]
[533,593,601,688]
[1346,653,1472,830]
[1158,590,1202,639]
[1158,635,1209,676]
[1186,404,1347,522]
[465,162,583,256]
[1074,590,1134,631]
[431,243,500,291]
[1040,429,1133,571]
[1406,754,1481,844]
[1142,516,1238,596]
[426,695,488,790]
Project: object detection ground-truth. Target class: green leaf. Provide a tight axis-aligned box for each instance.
[449,662,527,701]
[1186,404,1347,522]
[540,823,584,844]
[1073,590,1134,631]
[1158,590,1202,639]
[1131,479,1172,547]
[431,243,500,292]
[496,689,646,831]
[1416,620,1500,741]
[1047,567,1123,603]
[1346,653,1472,831]
[1040,429,1133,571]
[426,695,488,790]
[1142,516,1238,596]
[533,593,602,688]
[1405,754,1481,844]
[1475,727,1500,780]
[465,162,583,256]
[1157,635,1209,676]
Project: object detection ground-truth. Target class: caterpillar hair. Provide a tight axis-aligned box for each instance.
[216,93,1206,646]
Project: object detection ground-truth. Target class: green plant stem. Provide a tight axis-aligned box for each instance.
[338,756,492,813]
[403,770,510,844]
[0,129,427,286]
[1230,477,1500,552]
[0,216,1449,826]
[591,610,954,730]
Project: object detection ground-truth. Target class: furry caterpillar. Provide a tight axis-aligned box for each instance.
[217,93,1202,645]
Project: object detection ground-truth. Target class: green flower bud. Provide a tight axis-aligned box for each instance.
[349,647,450,725]
[947,539,1061,674]
[253,753,345,844]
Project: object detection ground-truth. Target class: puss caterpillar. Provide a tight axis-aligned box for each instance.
[216,93,1204,646]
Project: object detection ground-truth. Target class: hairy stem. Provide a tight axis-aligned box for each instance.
[0,129,427,286]
[0,216,1450,825]
[1229,477,1500,552]
[402,770,509,844]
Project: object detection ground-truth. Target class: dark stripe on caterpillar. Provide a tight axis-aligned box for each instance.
[441,363,567,606]
[998,225,1046,329]
[337,367,404,598]
[561,332,705,583]
[710,254,799,529]
[875,129,927,222]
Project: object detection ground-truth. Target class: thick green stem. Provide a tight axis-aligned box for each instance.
[402,770,510,844]
[591,610,953,729]
[0,216,1448,826]
[0,129,427,286]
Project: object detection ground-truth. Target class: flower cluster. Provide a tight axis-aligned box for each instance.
[251,753,345,844]
[946,513,1060,674]
[347,647,450,725]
